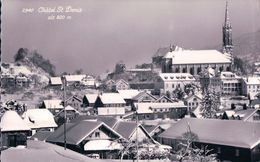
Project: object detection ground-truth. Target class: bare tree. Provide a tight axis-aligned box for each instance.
[176,123,217,162]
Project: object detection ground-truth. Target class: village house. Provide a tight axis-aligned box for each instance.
[132,91,157,103]
[94,93,126,108]
[65,95,82,111]
[220,71,242,96]
[117,89,141,107]
[104,79,116,91]
[40,99,64,114]
[184,93,202,114]
[113,79,130,91]
[49,77,62,88]
[154,73,196,94]
[54,105,80,126]
[242,76,260,99]
[22,109,57,135]
[1,74,16,88]
[154,95,175,103]
[134,101,187,120]
[113,121,155,143]
[64,74,86,87]
[15,75,30,87]
[82,93,99,108]
[0,110,31,147]
[46,120,124,159]
[157,118,260,162]
[218,109,257,120]
[81,75,96,88]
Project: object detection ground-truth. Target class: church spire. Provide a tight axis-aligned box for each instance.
[222,0,234,71]
[222,0,233,54]
[224,0,231,28]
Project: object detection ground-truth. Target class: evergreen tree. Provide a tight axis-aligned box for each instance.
[200,89,220,118]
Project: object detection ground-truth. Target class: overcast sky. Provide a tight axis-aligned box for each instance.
[2,0,260,75]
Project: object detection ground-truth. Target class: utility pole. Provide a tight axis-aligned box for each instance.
[62,76,67,150]
[135,109,139,162]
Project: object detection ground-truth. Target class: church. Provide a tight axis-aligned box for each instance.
[161,1,233,75]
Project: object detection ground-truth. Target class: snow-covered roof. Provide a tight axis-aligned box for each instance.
[243,77,260,85]
[1,140,110,162]
[99,93,126,104]
[43,99,63,109]
[115,79,129,86]
[49,77,62,85]
[84,139,122,151]
[0,110,31,132]
[220,72,241,79]
[185,93,203,101]
[117,89,141,100]
[159,73,195,81]
[224,110,236,117]
[159,118,260,149]
[22,109,57,129]
[64,74,86,82]
[84,94,99,104]
[164,50,231,64]
[135,102,186,114]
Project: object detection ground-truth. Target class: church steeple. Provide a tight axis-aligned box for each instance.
[223,0,234,71]
[222,0,233,54]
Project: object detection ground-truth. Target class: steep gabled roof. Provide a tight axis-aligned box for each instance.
[46,120,123,145]
[0,110,31,132]
[66,95,82,102]
[43,99,63,109]
[158,118,260,149]
[132,91,157,102]
[115,79,129,86]
[97,116,120,128]
[113,121,153,141]
[22,109,57,129]
[84,94,99,104]
[155,95,174,103]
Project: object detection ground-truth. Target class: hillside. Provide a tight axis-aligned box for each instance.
[214,30,260,63]
[232,30,260,63]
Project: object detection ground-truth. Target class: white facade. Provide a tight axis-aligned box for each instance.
[97,107,125,116]
[155,73,196,94]
[220,72,242,96]
[242,76,260,99]
[162,50,232,75]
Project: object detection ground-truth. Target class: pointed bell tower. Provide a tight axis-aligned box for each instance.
[223,0,234,70]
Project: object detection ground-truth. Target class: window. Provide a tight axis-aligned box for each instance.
[235,149,239,157]
[172,84,175,88]
[95,132,100,138]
